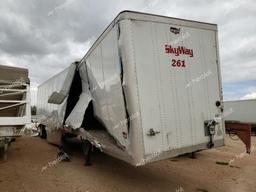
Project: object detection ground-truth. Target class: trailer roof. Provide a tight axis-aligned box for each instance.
[39,11,219,86]
[80,10,217,65]
[118,10,217,28]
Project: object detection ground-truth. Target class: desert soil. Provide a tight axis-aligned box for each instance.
[0,136,255,192]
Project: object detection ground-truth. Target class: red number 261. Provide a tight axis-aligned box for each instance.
[171,59,186,67]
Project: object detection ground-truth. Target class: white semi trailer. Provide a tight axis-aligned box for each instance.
[37,11,225,166]
[0,65,31,160]
[224,99,256,124]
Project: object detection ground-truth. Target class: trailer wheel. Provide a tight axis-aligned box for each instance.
[0,143,8,161]
[3,143,8,161]
[0,147,4,160]
[39,125,47,139]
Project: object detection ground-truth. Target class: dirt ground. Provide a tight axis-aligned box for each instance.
[0,136,255,192]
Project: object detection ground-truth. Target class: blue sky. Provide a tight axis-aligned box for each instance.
[223,80,256,101]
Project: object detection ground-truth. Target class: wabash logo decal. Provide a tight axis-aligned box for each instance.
[170,27,180,34]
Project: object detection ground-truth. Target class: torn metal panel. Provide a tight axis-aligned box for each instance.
[117,19,145,164]
[65,92,92,129]
[47,91,66,105]
[83,24,129,149]
[80,130,131,163]
[65,63,92,129]
[48,64,76,104]
[78,61,90,93]
[37,63,78,135]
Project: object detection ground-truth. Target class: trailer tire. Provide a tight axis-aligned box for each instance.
[0,147,4,160]
[39,125,47,139]
[0,143,8,161]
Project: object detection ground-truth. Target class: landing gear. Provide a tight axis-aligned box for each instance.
[81,137,92,166]
[58,133,72,161]
[57,133,93,166]
[190,152,196,159]
[39,125,47,139]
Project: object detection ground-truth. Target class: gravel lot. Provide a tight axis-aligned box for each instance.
[0,136,255,192]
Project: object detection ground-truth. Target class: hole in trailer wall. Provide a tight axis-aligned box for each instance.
[63,69,105,131]
[81,101,105,130]
[63,70,82,123]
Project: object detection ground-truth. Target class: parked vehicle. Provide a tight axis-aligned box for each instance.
[224,99,256,124]
[37,11,225,166]
[0,65,31,160]
[224,99,256,137]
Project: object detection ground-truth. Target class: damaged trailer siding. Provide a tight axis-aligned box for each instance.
[37,64,77,144]
[37,11,225,166]
[37,63,92,144]
[80,23,129,148]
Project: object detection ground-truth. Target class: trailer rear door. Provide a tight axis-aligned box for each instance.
[131,20,224,155]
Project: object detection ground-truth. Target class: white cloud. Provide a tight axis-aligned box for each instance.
[0,0,255,103]
[241,92,256,100]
